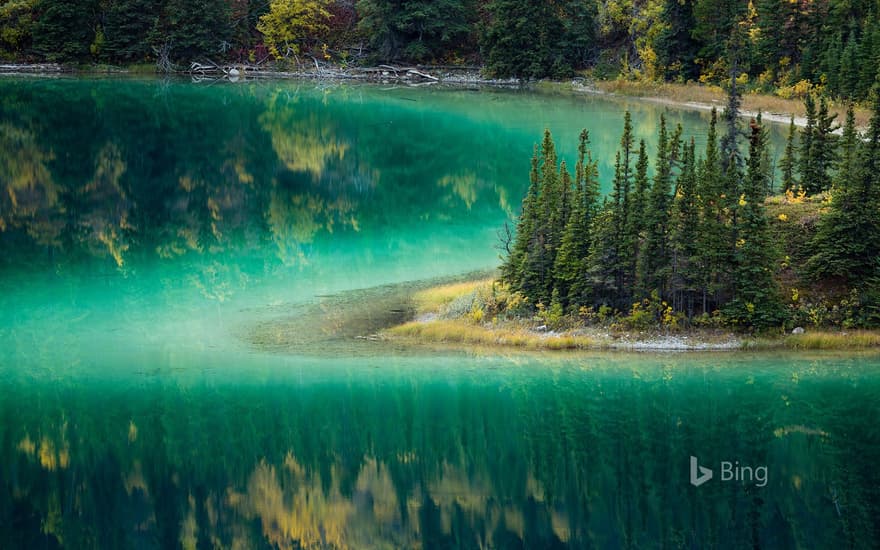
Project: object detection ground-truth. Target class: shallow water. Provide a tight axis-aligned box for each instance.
[1,77,877,548]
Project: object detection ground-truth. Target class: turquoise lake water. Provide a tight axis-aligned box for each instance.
[1,77,877,548]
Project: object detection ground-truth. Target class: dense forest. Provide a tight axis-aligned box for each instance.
[501,76,880,330]
[1,0,880,98]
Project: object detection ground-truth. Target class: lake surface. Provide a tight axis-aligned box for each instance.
[1,77,877,548]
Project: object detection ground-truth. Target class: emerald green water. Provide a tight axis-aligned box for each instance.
[1,77,878,548]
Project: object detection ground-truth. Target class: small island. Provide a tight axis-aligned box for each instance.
[385,82,880,352]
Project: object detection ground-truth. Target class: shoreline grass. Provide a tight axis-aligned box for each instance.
[411,279,494,313]
[384,277,880,353]
[387,320,597,350]
[746,330,880,350]
[587,79,873,128]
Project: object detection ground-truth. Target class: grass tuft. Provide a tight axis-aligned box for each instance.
[784,330,880,350]
[412,279,493,314]
[386,320,595,350]
[744,330,880,350]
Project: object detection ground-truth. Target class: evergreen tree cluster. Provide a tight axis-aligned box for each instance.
[2,0,273,63]
[807,88,880,298]
[501,85,880,329]
[1,0,878,91]
[20,0,240,63]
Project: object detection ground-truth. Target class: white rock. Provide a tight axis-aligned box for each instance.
[792,327,805,334]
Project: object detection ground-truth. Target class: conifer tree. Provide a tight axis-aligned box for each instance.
[779,116,798,193]
[725,116,784,328]
[810,97,840,194]
[629,140,650,233]
[624,139,650,291]
[356,0,475,62]
[582,115,639,308]
[481,0,549,78]
[799,93,816,190]
[695,107,732,313]
[103,0,156,61]
[637,115,674,298]
[550,160,573,300]
[720,59,743,175]
[555,130,600,306]
[838,32,859,99]
[611,111,636,297]
[149,0,232,62]
[616,111,635,211]
[836,104,859,185]
[857,17,880,99]
[807,88,880,285]
[799,94,839,194]
[654,0,700,81]
[516,129,565,305]
[669,138,700,314]
[32,0,98,61]
[501,145,540,291]
[584,204,619,307]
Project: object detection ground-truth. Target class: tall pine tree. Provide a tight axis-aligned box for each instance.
[637,115,675,299]
[779,116,798,193]
[725,115,784,328]
[807,89,880,285]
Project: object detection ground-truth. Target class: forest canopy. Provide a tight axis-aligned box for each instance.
[1,0,880,98]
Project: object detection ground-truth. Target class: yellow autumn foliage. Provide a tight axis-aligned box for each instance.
[257,0,333,58]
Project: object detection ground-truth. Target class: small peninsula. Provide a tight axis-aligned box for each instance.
[385,83,880,352]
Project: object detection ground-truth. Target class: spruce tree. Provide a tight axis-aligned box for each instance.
[809,96,840,194]
[836,104,858,185]
[629,140,650,233]
[517,129,565,305]
[624,139,650,291]
[857,16,880,99]
[637,115,673,299]
[501,146,541,291]
[150,0,232,62]
[720,58,744,175]
[779,116,798,193]
[838,32,859,99]
[612,111,636,298]
[555,130,600,307]
[585,204,619,307]
[356,0,475,62]
[550,160,574,302]
[482,0,589,79]
[32,0,99,61]
[725,116,785,328]
[654,0,700,81]
[799,93,816,191]
[103,0,157,61]
[611,112,635,243]
[807,88,880,285]
[695,107,733,313]
[669,138,700,314]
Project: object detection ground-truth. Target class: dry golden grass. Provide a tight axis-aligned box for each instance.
[386,320,597,350]
[744,330,880,350]
[590,79,872,127]
[412,279,493,313]
[593,79,726,104]
[783,330,880,350]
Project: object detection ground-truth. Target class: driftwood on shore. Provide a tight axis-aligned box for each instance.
[189,59,443,83]
[0,63,65,73]
[0,60,520,87]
